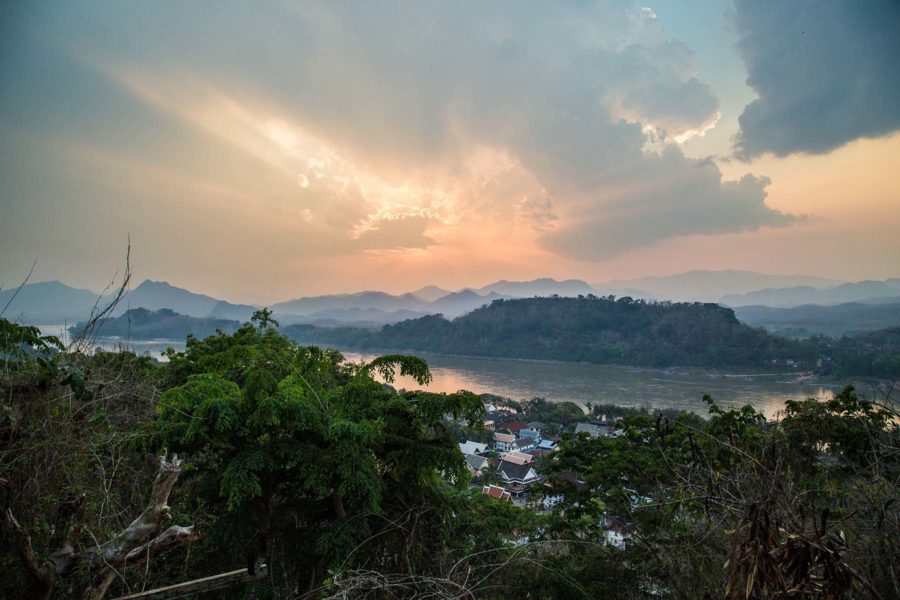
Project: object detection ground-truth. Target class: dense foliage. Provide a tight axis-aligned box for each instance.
[535,388,899,598]
[287,297,900,378]
[734,301,900,338]
[823,326,900,379]
[287,296,815,369]
[2,311,898,599]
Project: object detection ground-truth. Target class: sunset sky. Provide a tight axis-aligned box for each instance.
[1,1,899,303]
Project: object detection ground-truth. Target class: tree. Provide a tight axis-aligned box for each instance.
[1,318,198,600]
[153,323,486,593]
[537,391,898,599]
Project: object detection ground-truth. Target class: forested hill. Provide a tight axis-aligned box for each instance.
[71,308,241,340]
[285,296,812,369]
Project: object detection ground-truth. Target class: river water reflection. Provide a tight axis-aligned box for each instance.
[38,325,865,418]
[340,351,855,418]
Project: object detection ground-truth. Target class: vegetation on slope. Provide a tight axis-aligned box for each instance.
[734,300,900,338]
[286,297,900,378]
[2,312,898,599]
[286,296,814,369]
[70,307,240,340]
[824,326,900,379]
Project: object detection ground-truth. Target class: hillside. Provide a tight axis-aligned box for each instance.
[72,308,240,340]
[270,278,581,322]
[0,279,257,324]
[285,296,812,369]
[735,301,900,337]
[826,326,900,379]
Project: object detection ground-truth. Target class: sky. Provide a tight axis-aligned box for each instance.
[1,0,898,303]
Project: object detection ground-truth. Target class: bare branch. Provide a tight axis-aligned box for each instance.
[0,260,37,320]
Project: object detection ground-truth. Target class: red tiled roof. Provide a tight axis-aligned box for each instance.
[503,421,528,433]
[482,485,512,501]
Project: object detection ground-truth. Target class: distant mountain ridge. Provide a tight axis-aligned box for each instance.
[115,280,257,322]
[734,301,900,338]
[593,270,843,303]
[0,281,101,324]
[0,279,257,325]
[410,285,451,302]
[722,280,900,307]
[269,278,588,322]
[473,278,595,297]
[6,273,899,333]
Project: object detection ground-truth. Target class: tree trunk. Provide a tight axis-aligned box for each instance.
[331,487,347,519]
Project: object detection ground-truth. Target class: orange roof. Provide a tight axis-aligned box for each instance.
[482,485,512,501]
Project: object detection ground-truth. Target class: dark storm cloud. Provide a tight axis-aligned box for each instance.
[733,0,900,159]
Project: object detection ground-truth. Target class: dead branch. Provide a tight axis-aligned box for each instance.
[0,260,37,320]
[3,451,196,600]
[71,239,132,352]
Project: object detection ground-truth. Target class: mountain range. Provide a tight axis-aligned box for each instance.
[734,301,900,338]
[592,270,843,303]
[3,272,899,336]
[721,279,900,307]
[0,277,578,327]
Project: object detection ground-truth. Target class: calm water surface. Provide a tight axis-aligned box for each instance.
[38,325,863,417]
[340,350,849,417]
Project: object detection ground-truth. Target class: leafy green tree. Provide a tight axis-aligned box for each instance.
[153,322,486,593]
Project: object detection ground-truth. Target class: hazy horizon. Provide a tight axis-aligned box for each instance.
[2,1,899,304]
[6,269,894,307]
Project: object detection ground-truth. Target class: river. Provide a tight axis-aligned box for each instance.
[36,324,862,418]
[339,351,849,418]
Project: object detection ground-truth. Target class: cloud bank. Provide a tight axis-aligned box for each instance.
[733,0,900,159]
[1,0,802,292]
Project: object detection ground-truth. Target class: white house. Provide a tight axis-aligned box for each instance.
[458,441,489,455]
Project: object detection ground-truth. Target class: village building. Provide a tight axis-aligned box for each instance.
[500,451,534,465]
[493,431,516,452]
[502,421,529,436]
[464,453,489,477]
[518,428,540,442]
[458,440,488,455]
[537,439,558,451]
[574,422,613,438]
[497,459,540,497]
[482,484,512,502]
